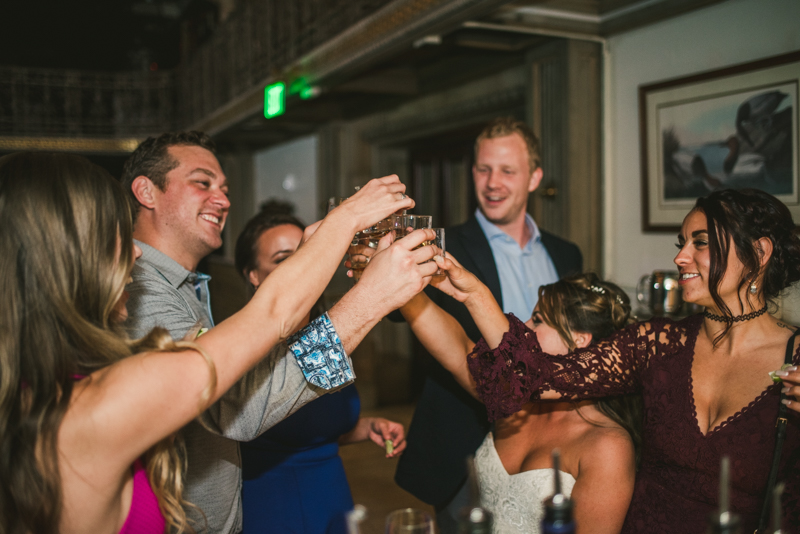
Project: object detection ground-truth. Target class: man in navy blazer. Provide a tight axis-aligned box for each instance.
[394,117,583,532]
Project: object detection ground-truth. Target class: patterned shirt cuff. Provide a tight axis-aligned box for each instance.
[288,312,354,390]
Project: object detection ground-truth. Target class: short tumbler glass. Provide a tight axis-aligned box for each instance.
[385,508,435,534]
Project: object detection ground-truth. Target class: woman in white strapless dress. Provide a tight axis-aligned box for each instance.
[402,272,641,534]
[475,432,576,533]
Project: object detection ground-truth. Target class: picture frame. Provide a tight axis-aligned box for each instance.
[639,51,800,232]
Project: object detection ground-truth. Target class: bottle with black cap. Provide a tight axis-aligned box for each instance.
[541,449,575,534]
[707,456,741,534]
[457,455,493,534]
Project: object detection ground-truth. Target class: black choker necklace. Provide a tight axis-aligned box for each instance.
[703,304,768,323]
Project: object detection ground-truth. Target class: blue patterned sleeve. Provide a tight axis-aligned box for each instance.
[287,312,355,390]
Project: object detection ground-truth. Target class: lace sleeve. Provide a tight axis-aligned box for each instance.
[467,314,684,421]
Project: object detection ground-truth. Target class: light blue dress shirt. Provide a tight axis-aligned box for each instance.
[475,209,559,321]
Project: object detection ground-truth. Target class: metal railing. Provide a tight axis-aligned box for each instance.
[0,0,392,140]
[0,67,175,138]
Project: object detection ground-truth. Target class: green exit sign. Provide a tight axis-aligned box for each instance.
[264,82,285,118]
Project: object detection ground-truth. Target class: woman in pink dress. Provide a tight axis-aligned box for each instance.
[0,152,417,534]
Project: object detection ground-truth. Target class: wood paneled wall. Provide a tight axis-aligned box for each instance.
[527,40,603,273]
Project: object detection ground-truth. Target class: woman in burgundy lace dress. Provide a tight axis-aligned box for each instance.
[422,189,800,532]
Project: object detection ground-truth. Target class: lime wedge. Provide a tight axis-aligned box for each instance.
[769,363,794,383]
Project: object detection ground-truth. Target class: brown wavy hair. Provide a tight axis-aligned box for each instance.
[537,273,644,466]
[0,152,214,533]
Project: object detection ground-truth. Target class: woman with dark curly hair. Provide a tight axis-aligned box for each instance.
[426,188,800,532]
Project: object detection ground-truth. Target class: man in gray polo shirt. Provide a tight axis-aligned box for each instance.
[121,131,431,533]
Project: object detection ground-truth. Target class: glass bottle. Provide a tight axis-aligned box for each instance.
[706,457,741,534]
[541,449,575,534]
[457,455,493,534]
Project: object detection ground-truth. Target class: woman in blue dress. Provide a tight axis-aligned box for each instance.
[235,207,407,533]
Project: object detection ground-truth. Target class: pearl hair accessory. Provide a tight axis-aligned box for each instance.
[589,285,625,305]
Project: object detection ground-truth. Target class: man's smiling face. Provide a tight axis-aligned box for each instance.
[472,133,541,228]
[154,145,230,263]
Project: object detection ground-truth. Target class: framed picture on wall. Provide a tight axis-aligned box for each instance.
[639,50,800,232]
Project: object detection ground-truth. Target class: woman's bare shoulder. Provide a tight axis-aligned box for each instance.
[575,414,635,474]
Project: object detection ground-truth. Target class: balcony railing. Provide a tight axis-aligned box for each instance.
[0,0,393,141]
[0,67,175,138]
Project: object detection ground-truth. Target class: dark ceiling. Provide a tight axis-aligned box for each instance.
[0,0,214,72]
[214,26,544,149]
[1,0,727,154]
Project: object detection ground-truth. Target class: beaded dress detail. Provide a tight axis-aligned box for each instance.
[467,314,800,534]
[475,433,575,534]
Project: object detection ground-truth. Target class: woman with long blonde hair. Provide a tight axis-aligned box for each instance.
[0,152,425,534]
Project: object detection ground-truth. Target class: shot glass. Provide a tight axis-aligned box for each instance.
[430,228,445,277]
[395,214,433,239]
[385,508,434,534]
[349,216,396,282]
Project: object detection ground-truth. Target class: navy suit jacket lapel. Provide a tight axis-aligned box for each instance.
[454,216,503,309]
[541,230,576,278]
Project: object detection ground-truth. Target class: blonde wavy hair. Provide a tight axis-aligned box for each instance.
[0,153,215,534]
[475,117,541,173]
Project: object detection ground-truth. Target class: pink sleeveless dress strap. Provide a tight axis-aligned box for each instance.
[65,375,165,532]
[118,458,166,534]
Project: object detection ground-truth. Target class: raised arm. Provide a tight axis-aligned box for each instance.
[468,315,681,421]
[329,228,438,353]
[423,254,677,423]
[196,175,413,395]
[395,252,517,397]
[400,291,478,395]
[398,252,530,397]
[208,227,439,437]
[64,176,416,479]
[430,253,509,349]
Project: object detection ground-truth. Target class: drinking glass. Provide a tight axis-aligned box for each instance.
[395,214,433,239]
[349,217,397,282]
[430,228,445,277]
[385,508,435,534]
[349,212,429,283]
[327,196,347,213]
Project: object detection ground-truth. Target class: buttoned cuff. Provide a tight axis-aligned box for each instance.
[288,312,354,390]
